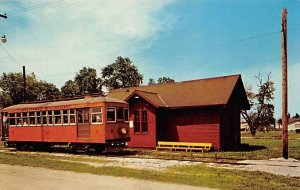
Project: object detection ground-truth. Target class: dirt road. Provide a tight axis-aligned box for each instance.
[0,164,214,190]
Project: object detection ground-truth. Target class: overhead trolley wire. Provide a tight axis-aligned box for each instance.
[39,30,282,79]
[5,0,63,16]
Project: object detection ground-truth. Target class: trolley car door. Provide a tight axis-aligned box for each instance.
[77,108,90,138]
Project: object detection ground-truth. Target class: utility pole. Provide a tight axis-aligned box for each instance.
[23,66,27,102]
[281,8,288,159]
[1,13,7,43]
[0,13,7,19]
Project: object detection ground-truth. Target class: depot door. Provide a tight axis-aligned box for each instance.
[77,108,90,138]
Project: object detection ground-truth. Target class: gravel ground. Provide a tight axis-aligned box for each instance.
[0,164,214,190]
[207,157,300,177]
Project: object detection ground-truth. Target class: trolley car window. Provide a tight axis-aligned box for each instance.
[9,113,16,126]
[117,107,124,120]
[29,112,36,126]
[36,112,41,125]
[54,110,62,125]
[77,109,89,123]
[22,113,28,126]
[70,109,75,124]
[91,107,102,124]
[106,107,116,122]
[124,108,129,122]
[42,111,47,125]
[16,113,22,126]
[63,110,69,125]
[47,111,53,125]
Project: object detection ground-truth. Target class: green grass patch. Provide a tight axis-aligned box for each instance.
[241,130,300,139]
[0,152,299,190]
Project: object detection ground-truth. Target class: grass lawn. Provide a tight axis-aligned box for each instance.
[0,152,299,190]
[0,130,299,189]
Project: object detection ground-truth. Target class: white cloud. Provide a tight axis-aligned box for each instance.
[1,0,176,86]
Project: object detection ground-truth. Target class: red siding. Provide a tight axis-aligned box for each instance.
[157,108,221,150]
[176,124,220,150]
[127,98,157,148]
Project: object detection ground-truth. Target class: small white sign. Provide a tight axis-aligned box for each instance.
[129,121,134,128]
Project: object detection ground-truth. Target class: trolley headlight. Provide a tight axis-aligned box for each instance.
[120,127,128,135]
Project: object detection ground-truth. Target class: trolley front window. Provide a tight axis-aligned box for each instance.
[124,108,129,122]
[106,107,116,122]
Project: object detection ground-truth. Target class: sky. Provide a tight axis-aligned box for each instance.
[0,0,299,118]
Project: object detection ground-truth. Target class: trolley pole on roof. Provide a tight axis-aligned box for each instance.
[281,8,288,159]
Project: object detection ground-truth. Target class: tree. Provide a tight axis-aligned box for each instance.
[0,72,61,107]
[148,78,156,85]
[277,118,282,129]
[157,77,175,84]
[148,77,175,85]
[102,56,143,90]
[61,80,80,98]
[293,113,300,118]
[241,73,275,136]
[74,67,102,95]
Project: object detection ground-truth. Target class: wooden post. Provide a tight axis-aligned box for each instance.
[281,8,288,159]
[23,66,27,102]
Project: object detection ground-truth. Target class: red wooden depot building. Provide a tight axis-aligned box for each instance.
[108,74,250,150]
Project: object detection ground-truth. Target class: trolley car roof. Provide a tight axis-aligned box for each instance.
[1,96,127,112]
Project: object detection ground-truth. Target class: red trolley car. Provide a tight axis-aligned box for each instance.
[0,96,130,152]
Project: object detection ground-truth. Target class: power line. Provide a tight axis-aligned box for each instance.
[6,0,63,16]
[0,43,23,67]
[134,30,281,64]
[39,30,282,79]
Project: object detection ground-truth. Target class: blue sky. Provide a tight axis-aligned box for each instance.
[0,0,299,118]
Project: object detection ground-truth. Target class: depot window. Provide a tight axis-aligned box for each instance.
[134,110,148,133]
[106,107,116,122]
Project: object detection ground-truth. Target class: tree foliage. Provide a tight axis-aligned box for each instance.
[241,73,276,136]
[61,67,102,97]
[157,77,175,84]
[75,67,102,95]
[148,77,175,85]
[61,80,80,98]
[0,72,61,107]
[102,56,143,90]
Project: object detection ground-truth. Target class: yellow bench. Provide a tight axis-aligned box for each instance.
[156,141,212,153]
